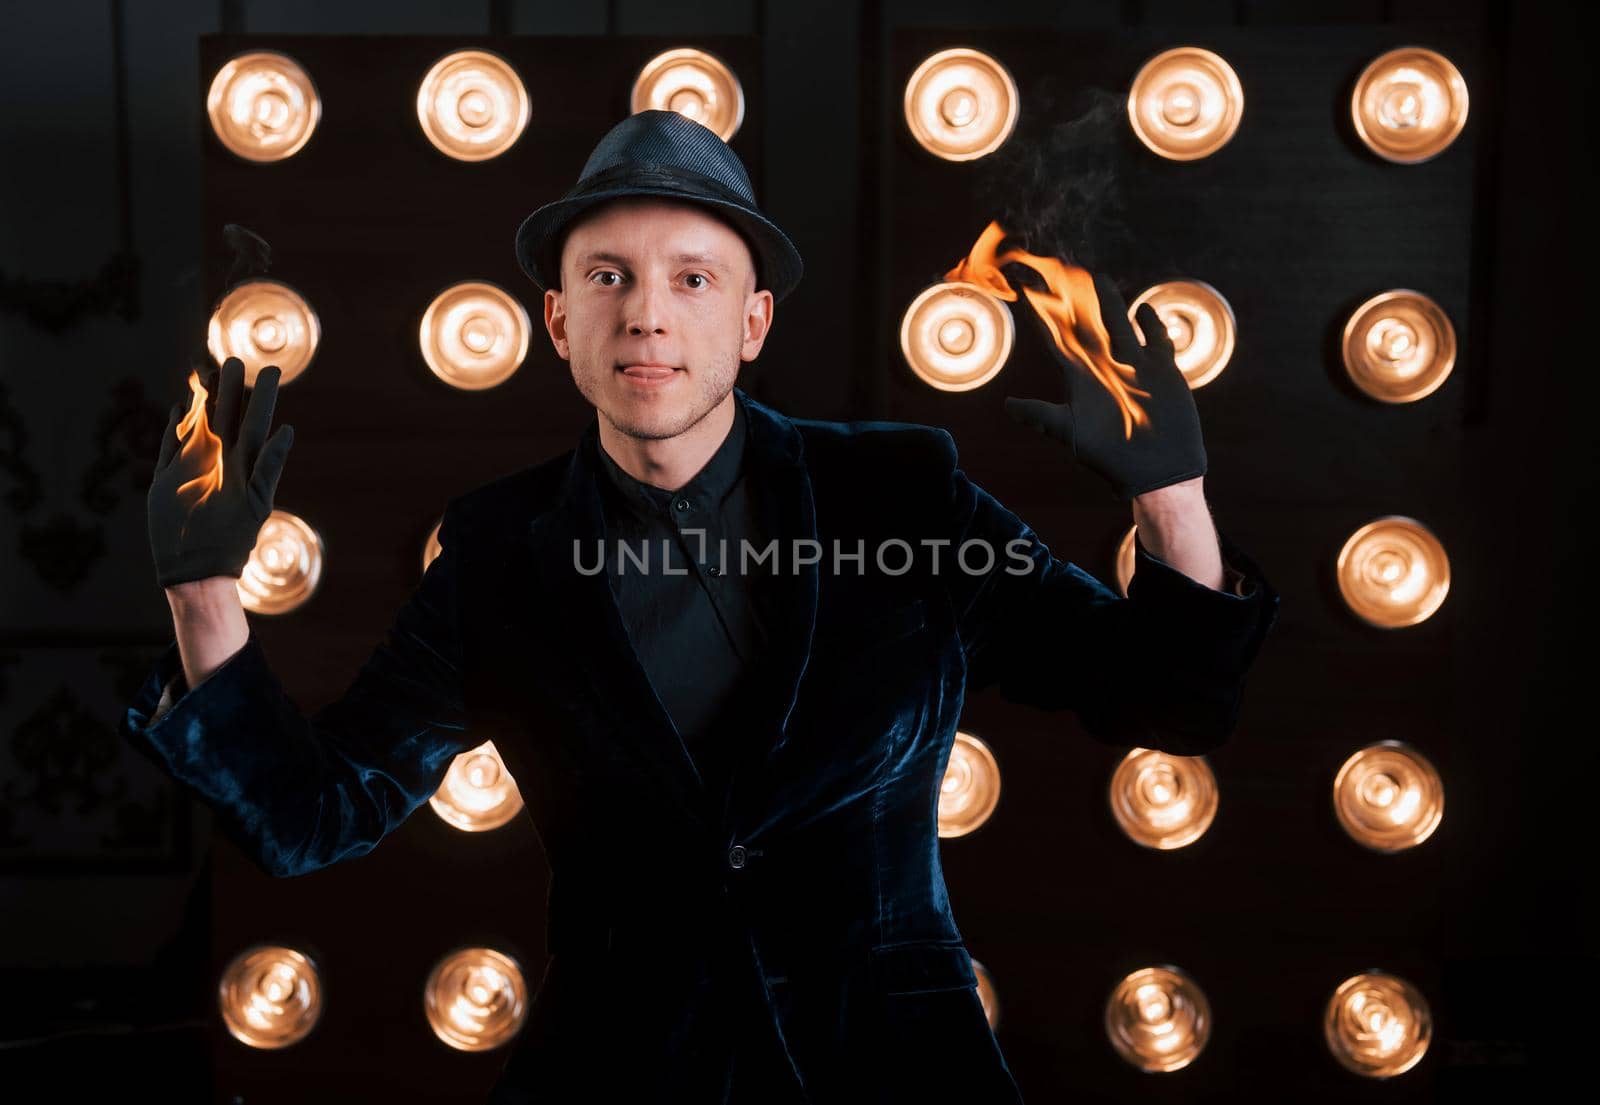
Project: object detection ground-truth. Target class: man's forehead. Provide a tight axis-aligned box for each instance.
[575,247,730,267]
[565,198,746,263]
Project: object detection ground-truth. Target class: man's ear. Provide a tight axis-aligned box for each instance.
[543,287,570,361]
[740,287,774,363]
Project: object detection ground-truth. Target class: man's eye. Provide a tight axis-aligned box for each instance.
[685,273,707,289]
[592,272,621,286]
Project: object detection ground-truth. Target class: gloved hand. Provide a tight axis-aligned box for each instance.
[147,356,295,589]
[1004,272,1206,501]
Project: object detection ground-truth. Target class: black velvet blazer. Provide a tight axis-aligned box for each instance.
[121,386,1280,1103]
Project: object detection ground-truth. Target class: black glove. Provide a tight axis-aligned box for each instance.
[147,357,294,589]
[1004,272,1206,501]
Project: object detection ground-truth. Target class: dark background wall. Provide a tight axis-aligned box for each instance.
[0,1,1589,1101]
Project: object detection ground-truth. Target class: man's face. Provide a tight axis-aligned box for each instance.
[543,196,774,442]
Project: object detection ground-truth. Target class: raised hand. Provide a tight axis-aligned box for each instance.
[146,357,295,588]
[1003,272,1206,501]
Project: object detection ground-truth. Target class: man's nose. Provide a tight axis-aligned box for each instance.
[625,281,668,335]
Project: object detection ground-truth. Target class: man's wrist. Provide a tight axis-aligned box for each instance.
[1131,474,1205,515]
[164,575,241,614]
[1129,477,1225,591]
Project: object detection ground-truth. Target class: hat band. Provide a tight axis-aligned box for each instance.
[566,161,757,209]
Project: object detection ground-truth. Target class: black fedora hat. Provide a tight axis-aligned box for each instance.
[514,109,803,304]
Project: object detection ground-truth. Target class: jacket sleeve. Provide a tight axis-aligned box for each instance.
[936,430,1281,755]
[119,501,475,877]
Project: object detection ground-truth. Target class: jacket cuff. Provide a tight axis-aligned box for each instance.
[1128,526,1281,674]
[1131,527,1266,602]
[122,630,261,745]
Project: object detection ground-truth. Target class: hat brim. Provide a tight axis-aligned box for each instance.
[515,187,804,305]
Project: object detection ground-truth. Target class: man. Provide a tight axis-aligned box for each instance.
[126,110,1280,1102]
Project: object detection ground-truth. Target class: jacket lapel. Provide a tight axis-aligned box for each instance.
[517,388,819,829]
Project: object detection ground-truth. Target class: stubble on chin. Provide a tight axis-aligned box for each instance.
[579,353,739,443]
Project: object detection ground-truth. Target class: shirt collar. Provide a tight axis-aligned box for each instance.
[594,395,748,519]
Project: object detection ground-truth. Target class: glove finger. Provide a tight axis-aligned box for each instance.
[1019,301,1090,403]
[1134,302,1176,363]
[212,357,245,454]
[248,423,294,512]
[154,401,186,473]
[236,364,284,465]
[1091,272,1143,369]
[1004,396,1075,447]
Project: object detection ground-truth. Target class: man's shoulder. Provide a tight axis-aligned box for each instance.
[446,448,575,531]
[787,411,957,474]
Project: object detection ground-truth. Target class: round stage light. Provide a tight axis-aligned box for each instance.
[416,49,530,162]
[206,50,321,162]
[971,956,1001,1031]
[900,281,1014,392]
[1129,279,1236,390]
[1333,740,1444,853]
[1109,747,1219,850]
[238,509,325,616]
[903,47,1019,162]
[1324,970,1432,1076]
[1351,47,1468,164]
[429,741,525,832]
[419,281,531,391]
[423,516,445,573]
[218,944,324,1049]
[1127,47,1243,161]
[1105,964,1211,1072]
[1341,290,1456,403]
[631,48,745,141]
[938,730,1001,838]
[423,946,529,1052]
[207,278,320,388]
[1336,516,1450,628]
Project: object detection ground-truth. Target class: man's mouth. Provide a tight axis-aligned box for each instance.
[617,364,681,381]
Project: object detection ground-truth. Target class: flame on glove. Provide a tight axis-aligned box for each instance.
[946,220,1153,440]
[174,369,224,509]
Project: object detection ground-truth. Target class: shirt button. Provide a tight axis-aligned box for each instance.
[727,844,748,869]
[707,565,722,577]
[674,498,690,512]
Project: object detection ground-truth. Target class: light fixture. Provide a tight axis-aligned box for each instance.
[1104,965,1211,1072]
[1333,740,1444,852]
[429,741,525,832]
[238,509,325,616]
[1324,970,1432,1076]
[423,947,529,1052]
[1114,525,1138,596]
[416,49,530,162]
[1127,47,1243,160]
[418,280,530,391]
[631,48,745,141]
[1109,747,1218,850]
[1336,516,1450,628]
[900,282,1014,392]
[971,956,1001,1031]
[423,516,444,573]
[1341,290,1456,403]
[206,50,321,162]
[938,730,1001,838]
[206,278,320,388]
[1129,279,1236,389]
[903,47,1019,162]
[1351,47,1468,164]
[218,944,323,1049]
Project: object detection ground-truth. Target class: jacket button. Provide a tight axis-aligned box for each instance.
[727,844,748,869]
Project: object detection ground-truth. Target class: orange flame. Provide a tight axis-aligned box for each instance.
[945,220,1152,439]
[174,370,224,514]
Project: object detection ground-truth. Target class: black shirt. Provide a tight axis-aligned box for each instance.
[592,397,772,802]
